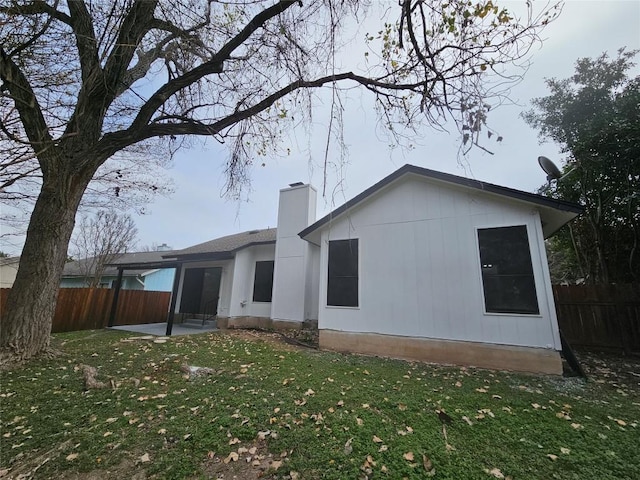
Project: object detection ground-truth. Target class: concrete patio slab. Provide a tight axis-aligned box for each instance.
[109,323,218,336]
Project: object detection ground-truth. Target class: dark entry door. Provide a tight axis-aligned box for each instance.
[179,267,222,315]
[201,267,222,316]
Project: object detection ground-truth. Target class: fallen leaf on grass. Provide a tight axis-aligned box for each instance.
[271,460,283,470]
[344,438,353,455]
[363,455,376,467]
[66,453,78,461]
[484,467,504,478]
[140,453,150,463]
[560,447,571,455]
[570,423,583,430]
[547,454,558,461]
[403,452,414,461]
[373,435,383,443]
[224,452,239,463]
[229,437,240,445]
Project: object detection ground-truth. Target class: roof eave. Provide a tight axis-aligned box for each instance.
[299,164,583,242]
[539,207,582,239]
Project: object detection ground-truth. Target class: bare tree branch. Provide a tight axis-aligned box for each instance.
[67,0,100,83]
[0,47,55,164]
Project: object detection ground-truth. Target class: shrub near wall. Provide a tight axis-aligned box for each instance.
[0,288,170,333]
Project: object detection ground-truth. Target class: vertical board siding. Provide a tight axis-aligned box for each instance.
[0,288,170,333]
[553,284,640,353]
[318,177,559,349]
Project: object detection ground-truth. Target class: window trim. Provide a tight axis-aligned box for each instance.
[252,260,275,303]
[326,238,360,308]
[475,224,542,317]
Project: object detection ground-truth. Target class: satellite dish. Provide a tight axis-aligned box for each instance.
[538,155,563,181]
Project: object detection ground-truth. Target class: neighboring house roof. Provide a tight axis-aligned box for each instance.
[300,164,583,244]
[0,256,20,266]
[106,229,277,270]
[64,251,174,278]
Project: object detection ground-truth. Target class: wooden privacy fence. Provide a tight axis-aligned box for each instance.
[0,288,171,333]
[553,284,640,354]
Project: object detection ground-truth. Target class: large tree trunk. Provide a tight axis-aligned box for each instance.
[1,172,89,362]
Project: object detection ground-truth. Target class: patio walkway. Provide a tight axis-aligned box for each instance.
[109,322,218,336]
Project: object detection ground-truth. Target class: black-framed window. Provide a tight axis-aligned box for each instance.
[477,225,539,315]
[327,239,358,307]
[252,260,274,302]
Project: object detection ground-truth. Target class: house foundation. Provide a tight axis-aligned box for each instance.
[217,316,312,330]
[319,330,563,375]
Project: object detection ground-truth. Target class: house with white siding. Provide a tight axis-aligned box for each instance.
[111,165,582,374]
[0,256,20,288]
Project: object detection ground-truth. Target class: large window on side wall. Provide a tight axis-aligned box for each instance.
[477,225,539,315]
[327,239,359,307]
[252,260,274,302]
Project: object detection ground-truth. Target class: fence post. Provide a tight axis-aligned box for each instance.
[166,263,182,336]
[108,268,124,327]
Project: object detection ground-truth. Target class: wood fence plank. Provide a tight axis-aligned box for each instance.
[0,288,170,333]
[553,284,640,353]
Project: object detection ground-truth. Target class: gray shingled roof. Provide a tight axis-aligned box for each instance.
[64,251,172,277]
[167,228,276,259]
[0,256,20,266]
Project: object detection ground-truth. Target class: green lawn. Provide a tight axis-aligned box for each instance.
[1,329,638,479]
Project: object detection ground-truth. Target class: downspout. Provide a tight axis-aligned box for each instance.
[533,211,562,351]
[166,263,183,336]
